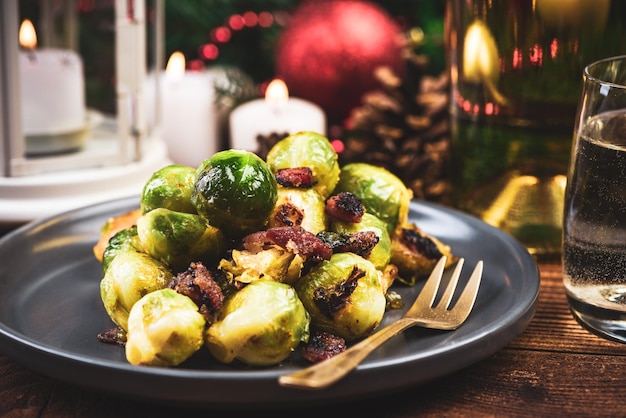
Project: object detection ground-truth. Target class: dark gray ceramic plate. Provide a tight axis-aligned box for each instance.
[0,196,539,408]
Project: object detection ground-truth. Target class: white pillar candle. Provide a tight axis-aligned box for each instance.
[18,19,86,137]
[156,52,218,168]
[229,79,326,151]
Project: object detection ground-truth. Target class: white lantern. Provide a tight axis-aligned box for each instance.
[0,0,170,228]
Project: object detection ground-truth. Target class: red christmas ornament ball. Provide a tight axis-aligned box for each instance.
[275,0,405,124]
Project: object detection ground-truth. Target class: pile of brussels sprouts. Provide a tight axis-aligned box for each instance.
[96,131,454,368]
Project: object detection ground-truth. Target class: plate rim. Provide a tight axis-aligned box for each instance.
[0,196,540,407]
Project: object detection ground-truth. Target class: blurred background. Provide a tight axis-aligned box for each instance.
[19,0,445,113]
[50,0,450,203]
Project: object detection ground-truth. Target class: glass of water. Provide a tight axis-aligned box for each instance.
[563,55,626,343]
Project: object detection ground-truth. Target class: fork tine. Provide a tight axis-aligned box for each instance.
[414,256,447,307]
[277,257,484,389]
[440,258,465,310]
[452,260,483,323]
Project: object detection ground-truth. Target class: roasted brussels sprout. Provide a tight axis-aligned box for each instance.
[101,226,141,274]
[266,131,340,198]
[100,250,172,331]
[125,288,206,367]
[192,150,278,237]
[391,223,457,285]
[331,213,392,271]
[93,208,141,262]
[205,280,310,366]
[334,163,413,234]
[218,247,303,285]
[140,165,197,214]
[295,252,386,341]
[136,208,224,272]
[266,187,328,234]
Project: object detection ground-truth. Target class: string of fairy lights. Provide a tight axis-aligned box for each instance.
[187,9,290,73]
[186,8,346,153]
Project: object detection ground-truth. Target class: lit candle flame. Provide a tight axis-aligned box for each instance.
[265,79,289,114]
[165,51,186,82]
[19,19,37,49]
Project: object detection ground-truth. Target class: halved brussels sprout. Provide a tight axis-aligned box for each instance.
[391,223,457,285]
[192,149,278,237]
[136,208,224,272]
[266,187,328,234]
[218,247,303,285]
[331,213,392,271]
[101,226,141,274]
[100,249,172,331]
[125,288,206,367]
[266,131,340,199]
[205,280,310,366]
[295,252,386,341]
[140,165,197,214]
[333,163,413,234]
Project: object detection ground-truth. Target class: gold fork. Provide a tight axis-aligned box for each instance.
[278,256,483,389]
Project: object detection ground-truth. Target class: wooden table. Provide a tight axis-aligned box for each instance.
[1,262,625,417]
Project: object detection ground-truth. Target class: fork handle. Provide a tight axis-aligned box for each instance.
[278,317,416,390]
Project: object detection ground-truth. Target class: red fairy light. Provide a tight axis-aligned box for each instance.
[228,14,245,30]
[258,12,274,27]
[199,10,282,62]
[200,44,219,60]
[242,11,258,27]
[331,139,345,154]
[211,27,231,43]
[188,59,205,71]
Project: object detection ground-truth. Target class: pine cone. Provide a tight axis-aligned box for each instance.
[255,132,289,160]
[340,49,451,205]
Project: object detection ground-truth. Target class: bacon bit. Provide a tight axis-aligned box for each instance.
[275,167,316,188]
[316,230,379,259]
[241,231,273,253]
[97,326,126,346]
[169,262,224,323]
[265,226,333,262]
[301,331,347,363]
[341,231,378,259]
[325,192,365,223]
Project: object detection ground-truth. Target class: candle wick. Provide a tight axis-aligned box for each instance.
[271,104,283,117]
[60,54,73,66]
[164,72,184,89]
[269,97,288,117]
[170,78,183,89]
[25,49,37,63]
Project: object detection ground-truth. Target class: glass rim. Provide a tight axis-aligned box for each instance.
[584,55,626,89]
